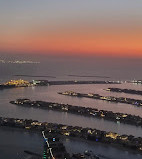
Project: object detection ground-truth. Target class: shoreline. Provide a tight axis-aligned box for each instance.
[1,116,142,155]
[59,91,142,107]
[62,136,142,157]
[106,87,142,96]
[1,126,142,157]
[0,80,120,90]
[10,99,142,128]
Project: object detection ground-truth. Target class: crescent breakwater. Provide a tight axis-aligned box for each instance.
[48,80,119,85]
[0,79,120,90]
[10,99,142,127]
[59,91,142,107]
[1,116,142,154]
[67,75,110,78]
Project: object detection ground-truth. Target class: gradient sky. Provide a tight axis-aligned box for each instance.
[0,0,142,57]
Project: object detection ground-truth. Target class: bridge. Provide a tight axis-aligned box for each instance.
[42,131,55,159]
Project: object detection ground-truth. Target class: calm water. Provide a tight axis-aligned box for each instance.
[0,127,43,159]
[0,85,142,137]
[62,137,142,159]
[0,56,142,82]
[0,57,142,159]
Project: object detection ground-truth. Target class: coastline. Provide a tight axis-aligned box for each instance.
[10,99,142,127]
[1,116,142,154]
[1,123,142,157]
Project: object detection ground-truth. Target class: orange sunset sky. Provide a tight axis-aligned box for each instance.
[0,0,142,57]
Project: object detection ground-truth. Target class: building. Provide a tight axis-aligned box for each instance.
[42,131,70,159]
[5,79,30,87]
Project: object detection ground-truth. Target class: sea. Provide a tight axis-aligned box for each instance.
[0,55,142,159]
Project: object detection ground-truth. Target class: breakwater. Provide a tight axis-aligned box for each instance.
[48,80,119,85]
[67,75,110,78]
[0,80,119,90]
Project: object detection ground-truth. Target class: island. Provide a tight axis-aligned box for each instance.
[0,116,142,154]
[106,88,142,96]
[10,99,142,127]
[58,91,142,107]
[0,79,120,90]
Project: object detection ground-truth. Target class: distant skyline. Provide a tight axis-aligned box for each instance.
[0,0,142,57]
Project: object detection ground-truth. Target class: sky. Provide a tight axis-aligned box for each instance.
[0,0,142,58]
